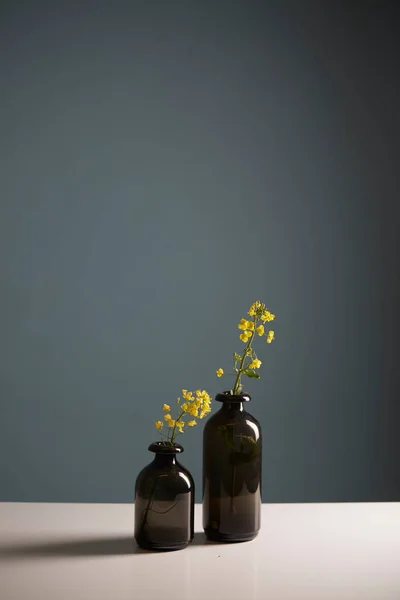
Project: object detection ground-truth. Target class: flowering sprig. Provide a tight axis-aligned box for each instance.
[155,389,212,444]
[216,300,275,395]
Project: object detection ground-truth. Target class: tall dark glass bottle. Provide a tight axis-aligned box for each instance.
[135,442,194,551]
[203,392,261,542]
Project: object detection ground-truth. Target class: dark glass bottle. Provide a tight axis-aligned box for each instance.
[134,442,194,551]
[203,392,262,542]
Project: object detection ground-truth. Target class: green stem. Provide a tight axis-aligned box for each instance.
[232,316,257,395]
[138,474,177,536]
[230,464,236,514]
[169,410,185,444]
[139,474,161,534]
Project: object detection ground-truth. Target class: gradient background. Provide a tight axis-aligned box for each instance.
[1,1,399,503]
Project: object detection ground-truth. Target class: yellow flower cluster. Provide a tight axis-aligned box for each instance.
[175,420,185,433]
[238,318,253,331]
[256,325,264,336]
[237,303,275,345]
[164,413,175,427]
[247,300,262,316]
[261,311,275,323]
[238,319,266,343]
[216,300,276,395]
[249,359,262,369]
[182,389,212,420]
[248,300,275,323]
[155,389,212,441]
[266,330,275,344]
[239,331,252,343]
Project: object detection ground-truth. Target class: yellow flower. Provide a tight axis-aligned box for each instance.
[246,320,254,331]
[238,318,248,330]
[182,389,194,401]
[248,300,262,316]
[261,310,275,323]
[176,420,185,432]
[168,419,175,427]
[162,404,170,411]
[240,331,251,343]
[164,413,172,421]
[187,420,197,427]
[266,330,275,343]
[256,324,264,336]
[155,420,163,430]
[188,406,199,417]
[216,368,224,377]
[181,403,188,412]
[249,359,262,369]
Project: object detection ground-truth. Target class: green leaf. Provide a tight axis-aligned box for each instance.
[244,369,260,379]
[242,435,257,445]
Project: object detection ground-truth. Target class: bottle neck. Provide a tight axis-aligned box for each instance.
[153,453,177,467]
[221,401,245,413]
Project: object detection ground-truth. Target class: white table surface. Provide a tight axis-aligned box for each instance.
[0,502,399,600]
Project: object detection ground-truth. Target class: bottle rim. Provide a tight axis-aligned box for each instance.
[148,441,184,454]
[216,391,251,403]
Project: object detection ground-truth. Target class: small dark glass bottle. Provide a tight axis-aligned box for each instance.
[134,442,194,551]
[203,392,262,542]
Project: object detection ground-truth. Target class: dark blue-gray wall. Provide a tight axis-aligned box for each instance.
[1,1,399,503]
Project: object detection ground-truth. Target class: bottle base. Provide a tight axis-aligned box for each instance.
[204,529,259,543]
[135,537,189,551]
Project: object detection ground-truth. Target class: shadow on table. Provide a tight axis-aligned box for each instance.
[0,532,218,560]
[191,532,220,546]
[0,536,146,559]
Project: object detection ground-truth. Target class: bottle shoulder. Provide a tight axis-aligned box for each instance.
[204,407,261,439]
[205,407,260,424]
[135,460,194,493]
[243,410,261,429]
[175,460,195,489]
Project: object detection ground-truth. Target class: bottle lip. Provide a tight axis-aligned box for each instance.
[148,441,184,454]
[216,391,251,403]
